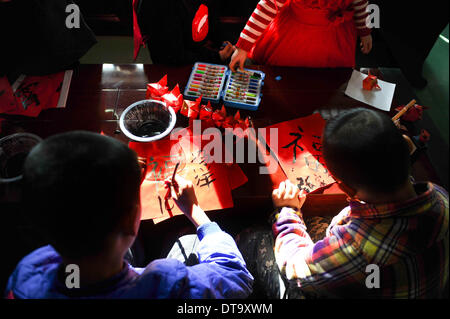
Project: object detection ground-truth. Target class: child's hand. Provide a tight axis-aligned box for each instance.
[360,35,373,54]
[166,175,210,227]
[219,42,235,61]
[166,175,198,214]
[272,179,306,211]
[229,48,248,72]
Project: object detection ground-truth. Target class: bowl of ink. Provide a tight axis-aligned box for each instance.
[119,100,177,143]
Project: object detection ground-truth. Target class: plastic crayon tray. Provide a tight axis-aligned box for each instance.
[222,69,265,111]
[184,62,228,104]
[184,62,265,111]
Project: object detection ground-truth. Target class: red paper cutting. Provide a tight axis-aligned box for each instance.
[212,105,227,128]
[265,113,335,193]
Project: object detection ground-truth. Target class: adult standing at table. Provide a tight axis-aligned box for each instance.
[230,0,373,70]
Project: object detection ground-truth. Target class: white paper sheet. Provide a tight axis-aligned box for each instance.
[345,70,396,112]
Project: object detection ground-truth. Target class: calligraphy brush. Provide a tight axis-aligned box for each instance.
[169,162,180,195]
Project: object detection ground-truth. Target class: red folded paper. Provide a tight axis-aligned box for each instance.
[223,111,241,129]
[362,74,381,91]
[161,84,184,113]
[181,96,201,119]
[1,72,66,117]
[146,75,169,100]
[212,105,227,128]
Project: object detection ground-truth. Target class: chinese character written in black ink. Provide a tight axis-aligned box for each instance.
[296,176,315,193]
[311,135,323,152]
[15,82,40,110]
[282,126,304,164]
[196,172,216,188]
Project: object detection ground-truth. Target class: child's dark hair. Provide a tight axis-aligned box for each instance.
[22,131,141,259]
[323,108,411,195]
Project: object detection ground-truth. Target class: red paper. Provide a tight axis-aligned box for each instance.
[0,77,18,114]
[135,133,238,221]
[161,84,183,113]
[192,4,209,42]
[363,74,381,91]
[212,105,227,128]
[181,97,201,119]
[146,75,168,100]
[265,113,335,193]
[199,102,215,128]
[1,72,65,117]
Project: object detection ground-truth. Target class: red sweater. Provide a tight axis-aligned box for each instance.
[237,0,372,52]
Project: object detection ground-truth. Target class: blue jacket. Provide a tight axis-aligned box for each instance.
[5,222,253,299]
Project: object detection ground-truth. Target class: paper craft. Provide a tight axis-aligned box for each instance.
[345,70,396,112]
[362,74,381,91]
[265,113,335,193]
[1,71,72,117]
[181,96,201,119]
[146,75,168,100]
[161,84,184,113]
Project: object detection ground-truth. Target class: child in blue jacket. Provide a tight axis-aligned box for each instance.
[5,131,253,299]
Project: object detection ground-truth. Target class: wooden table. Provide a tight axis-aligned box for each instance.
[0,63,443,261]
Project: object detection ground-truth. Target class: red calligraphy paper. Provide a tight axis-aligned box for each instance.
[0,77,18,114]
[2,72,65,117]
[135,133,236,222]
[265,113,335,193]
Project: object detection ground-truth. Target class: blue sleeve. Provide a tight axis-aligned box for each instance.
[177,222,253,299]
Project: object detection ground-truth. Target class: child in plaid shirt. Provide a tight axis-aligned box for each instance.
[239,108,448,298]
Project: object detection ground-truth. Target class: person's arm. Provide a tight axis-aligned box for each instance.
[271,180,365,297]
[165,175,253,298]
[230,0,288,71]
[352,0,373,54]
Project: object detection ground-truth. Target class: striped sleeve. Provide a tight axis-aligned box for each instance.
[273,207,364,295]
[352,0,372,36]
[236,0,288,52]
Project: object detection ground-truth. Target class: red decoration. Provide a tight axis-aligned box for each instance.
[394,104,428,122]
[363,74,381,91]
[146,75,169,100]
[212,105,227,127]
[132,0,146,61]
[181,96,201,119]
[161,84,184,113]
[192,4,209,42]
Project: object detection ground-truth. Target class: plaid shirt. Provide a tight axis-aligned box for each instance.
[273,183,449,298]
